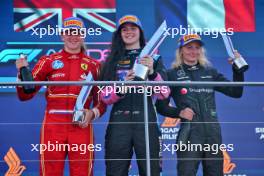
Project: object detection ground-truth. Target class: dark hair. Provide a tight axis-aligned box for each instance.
[100,25,146,81]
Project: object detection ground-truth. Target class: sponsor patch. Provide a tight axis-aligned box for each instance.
[189,88,213,93]
[201,75,213,79]
[177,70,186,77]
[52,60,64,69]
[81,63,88,70]
[180,88,188,95]
[118,60,130,65]
[117,70,129,81]
[51,73,65,78]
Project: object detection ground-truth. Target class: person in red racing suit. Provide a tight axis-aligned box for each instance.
[15,17,106,176]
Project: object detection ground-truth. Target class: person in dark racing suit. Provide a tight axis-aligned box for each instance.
[99,15,170,176]
[155,34,245,176]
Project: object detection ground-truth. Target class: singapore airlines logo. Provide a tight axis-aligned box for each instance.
[161,117,181,127]
[4,147,26,176]
[223,151,236,174]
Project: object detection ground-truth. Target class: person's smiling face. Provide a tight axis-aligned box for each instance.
[121,23,140,49]
[181,41,202,65]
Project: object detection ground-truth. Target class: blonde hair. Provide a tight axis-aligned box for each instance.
[81,43,87,54]
[171,46,211,69]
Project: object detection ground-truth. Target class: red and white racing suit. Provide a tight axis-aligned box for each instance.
[17,50,106,176]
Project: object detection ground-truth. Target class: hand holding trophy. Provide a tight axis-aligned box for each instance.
[72,72,94,125]
[221,33,249,73]
[139,55,154,75]
[133,20,168,80]
[78,109,94,128]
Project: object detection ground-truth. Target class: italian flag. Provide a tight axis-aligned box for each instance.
[187,0,255,32]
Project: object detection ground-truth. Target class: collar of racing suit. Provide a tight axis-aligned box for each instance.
[125,48,142,56]
[182,63,201,71]
[60,49,85,59]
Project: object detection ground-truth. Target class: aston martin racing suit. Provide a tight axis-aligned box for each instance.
[156,63,244,176]
[16,50,106,176]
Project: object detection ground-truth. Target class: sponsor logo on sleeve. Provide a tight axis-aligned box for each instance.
[52,60,64,69]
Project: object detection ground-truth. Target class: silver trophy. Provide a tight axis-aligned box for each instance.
[221,33,249,73]
[72,72,94,123]
[133,20,168,80]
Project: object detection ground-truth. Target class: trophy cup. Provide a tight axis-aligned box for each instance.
[133,63,149,80]
[19,53,35,94]
[221,33,249,73]
[133,20,168,80]
[72,72,94,123]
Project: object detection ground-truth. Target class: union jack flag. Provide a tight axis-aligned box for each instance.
[13,0,116,32]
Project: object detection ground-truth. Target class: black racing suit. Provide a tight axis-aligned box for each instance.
[155,63,244,176]
[101,49,169,176]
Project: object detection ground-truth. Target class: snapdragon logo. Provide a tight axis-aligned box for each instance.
[164,25,234,39]
[31,141,102,155]
[30,25,102,38]
[97,83,169,97]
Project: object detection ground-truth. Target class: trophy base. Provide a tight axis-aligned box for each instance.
[133,63,149,80]
[234,65,249,73]
[72,110,85,123]
[233,56,249,73]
